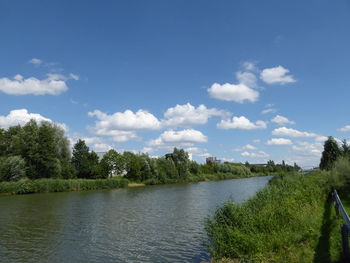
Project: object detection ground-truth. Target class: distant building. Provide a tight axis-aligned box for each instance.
[206,156,221,164]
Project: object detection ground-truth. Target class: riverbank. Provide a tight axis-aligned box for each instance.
[0,172,294,196]
[205,172,346,262]
[0,178,129,195]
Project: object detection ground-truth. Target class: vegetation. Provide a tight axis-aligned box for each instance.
[206,137,350,262]
[0,177,128,195]
[0,120,300,195]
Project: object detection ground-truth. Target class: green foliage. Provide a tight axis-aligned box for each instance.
[100,149,125,178]
[0,156,26,181]
[320,136,341,170]
[71,140,100,179]
[0,177,129,195]
[205,173,334,262]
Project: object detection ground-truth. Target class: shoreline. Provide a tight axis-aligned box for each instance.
[0,173,280,196]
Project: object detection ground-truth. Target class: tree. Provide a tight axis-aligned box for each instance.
[319,136,341,170]
[100,149,125,178]
[165,148,191,180]
[341,139,350,158]
[71,140,99,178]
[0,156,26,181]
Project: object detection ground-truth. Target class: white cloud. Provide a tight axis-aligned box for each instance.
[242,61,257,71]
[241,151,269,158]
[315,136,328,142]
[93,143,113,152]
[0,74,74,95]
[208,83,259,103]
[148,129,207,148]
[162,103,228,127]
[292,141,323,157]
[267,138,293,145]
[29,58,42,65]
[253,139,261,144]
[89,109,161,132]
[185,147,210,159]
[271,115,295,125]
[260,66,296,84]
[217,116,267,130]
[272,127,318,138]
[69,73,80,80]
[338,125,350,132]
[0,109,67,131]
[234,144,257,151]
[236,72,258,89]
[261,108,277,114]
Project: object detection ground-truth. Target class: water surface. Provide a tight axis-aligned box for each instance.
[0,176,271,263]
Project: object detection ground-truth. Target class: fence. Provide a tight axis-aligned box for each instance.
[332,189,350,260]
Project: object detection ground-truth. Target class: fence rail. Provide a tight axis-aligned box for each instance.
[332,189,350,260]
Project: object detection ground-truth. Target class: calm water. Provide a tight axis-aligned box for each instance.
[0,176,271,263]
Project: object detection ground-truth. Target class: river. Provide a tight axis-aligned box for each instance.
[0,176,271,263]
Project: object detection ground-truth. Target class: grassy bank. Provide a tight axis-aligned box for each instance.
[205,172,345,262]
[0,177,129,195]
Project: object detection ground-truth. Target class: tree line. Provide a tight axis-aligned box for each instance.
[0,120,300,183]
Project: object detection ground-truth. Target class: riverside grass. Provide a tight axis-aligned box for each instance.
[0,177,129,195]
[205,172,345,263]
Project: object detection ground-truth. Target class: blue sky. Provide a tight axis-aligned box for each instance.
[1,0,350,167]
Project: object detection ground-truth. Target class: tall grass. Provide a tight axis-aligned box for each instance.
[205,173,335,262]
[0,177,129,195]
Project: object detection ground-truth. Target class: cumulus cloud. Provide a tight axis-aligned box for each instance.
[148,129,208,148]
[217,116,267,130]
[271,115,295,125]
[208,83,259,103]
[236,72,258,89]
[162,103,228,128]
[0,73,77,95]
[272,127,318,138]
[260,66,296,84]
[338,125,350,132]
[29,58,42,65]
[88,109,161,131]
[208,69,260,104]
[267,138,293,145]
[0,109,67,131]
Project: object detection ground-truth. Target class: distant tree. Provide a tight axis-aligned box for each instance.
[266,160,276,173]
[319,136,341,170]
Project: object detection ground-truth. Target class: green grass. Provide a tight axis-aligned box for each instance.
[0,177,129,195]
[205,172,346,262]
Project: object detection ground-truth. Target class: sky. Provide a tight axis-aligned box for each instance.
[1,0,350,168]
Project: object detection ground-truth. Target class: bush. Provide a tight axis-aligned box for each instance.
[0,156,26,181]
[205,173,332,262]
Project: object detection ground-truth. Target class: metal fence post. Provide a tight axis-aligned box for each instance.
[341,224,350,260]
